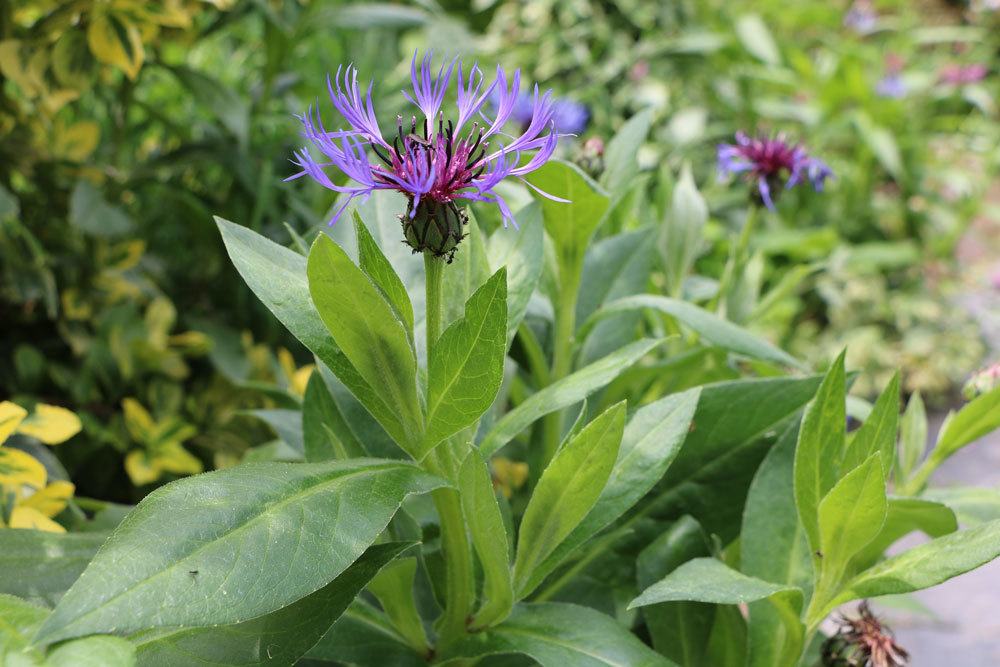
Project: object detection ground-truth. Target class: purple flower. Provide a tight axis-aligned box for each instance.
[876,73,906,98]
[717,132,833,210]
[288,52,564,233]
[500,90,589,135]
[844,0,877,34]
[939,63,989,86]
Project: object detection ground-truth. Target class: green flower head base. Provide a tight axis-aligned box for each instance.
[289,51,566,261]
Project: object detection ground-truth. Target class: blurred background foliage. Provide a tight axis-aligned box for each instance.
[1,0,998,504]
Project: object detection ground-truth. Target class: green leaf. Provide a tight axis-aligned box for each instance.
[636,517,714,665]
[659,165,707,297]
[853,114,903,181]
[245,409,303,454]
[355,214,414,336]
[307,234,422,453]
[70,181,133,237]
[576,229,655,365]
[896,391,927,486]
[132,542,413,667]
[525,160,611,274]
[306,600,425,666]
[34,460,446,644]
[922,486,1000,525]
[667,375,823,483]
[442,602,674,666]
[48,636,136,667]
[460,451,514,628]
[735,14,781,65]
[216,218,412,452]
[794,351,847,555]
[172,66,249,144]
[629,558,802,667]
[849,497,957,571]
[513,403,625,597]
[816,454,887,594]
[579,295,804,369]
[488,203,544,348]
[302,371,363,461]
[934,385,1000,460]
[425,268,507,453]
[741,423,812,667]
[524,389,700,595]
[367,557,429,655]
[0,530,107,605]
[441,210,491,332]
[842,373,899,479]
[821,520,1000,618]
[0,593,49,661]
[478,338,662,457]
[601,109,654,195]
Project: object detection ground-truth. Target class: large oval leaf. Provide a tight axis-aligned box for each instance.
[34,460,446,644]
[442,602,673,667]
[132,542,414,667]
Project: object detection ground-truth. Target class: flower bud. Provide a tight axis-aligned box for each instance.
[400,199,468,262]
[963,361,1000,400]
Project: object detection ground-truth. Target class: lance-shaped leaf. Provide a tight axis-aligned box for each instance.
[354,214,414,335]
[424,268,507,455]
[216,218,414,451]
[522,388,701,596]
[34,460,446,644]
[441,602,674,667]
[131,542,414,667]
[513,403,625,597]
[741,422,812,667]
[842,373,899,479]
[849,497,957,571]
[0,530,108,605]
[815,454,888,600]
[794,351,846,555]
[478,338,662,457]
[601,109,654,194]
[460,451,514,629]
[488,202,543,348]
[525,160,611,274]
[629,558,803,667]
[578,294,805,370]
[933,384,1000,460]
[307,600,425,666]
[302,371,364,462]
[819,519,1000,619]
[308,234,423,453]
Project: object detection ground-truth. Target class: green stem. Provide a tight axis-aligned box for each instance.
[710,206,759,314]
[424,253,444,359]
[517,322,550,388]
[422,252,473,649]
[899,453,940,496]
[540,271,581,466]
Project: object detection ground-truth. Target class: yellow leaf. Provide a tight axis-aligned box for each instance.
[17,404,82,445]
[168,331,211,354]
[122,398,154,443]
[87,11,144,80]
[53,120,100,162]
[61,287,94,320]
[145,296,176,346]
[8,506,65,533]
[0,448,47,496]
[291,365,315,397]
[21,480,75,517]
[124,450,162,486]
[0,401,28,444]
[154,441,203,476]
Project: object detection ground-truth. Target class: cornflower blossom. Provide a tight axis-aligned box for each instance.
[844,0,878,34]
[288,52,563,260]
[876,54,906,99]
[502,91,589,135]
[939,63,989,86]
[717,132,833,210]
